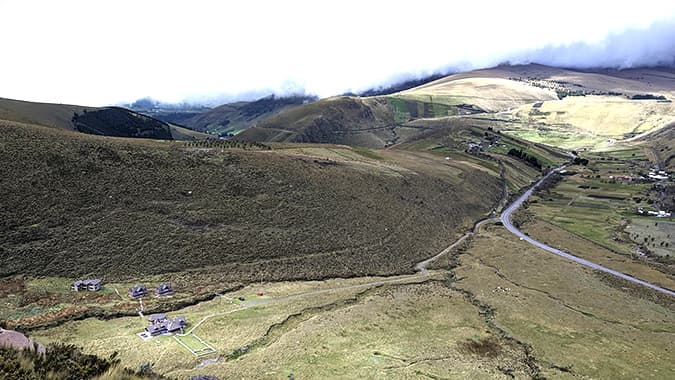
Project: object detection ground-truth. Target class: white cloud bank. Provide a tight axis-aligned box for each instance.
[1,0,674,106]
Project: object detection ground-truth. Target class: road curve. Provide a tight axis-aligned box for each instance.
[500,166,675,297]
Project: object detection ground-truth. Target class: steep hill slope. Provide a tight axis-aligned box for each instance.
[0,119,505,282]
[638,122,675,171]
[0,97,207,141]
[71,107,173,139]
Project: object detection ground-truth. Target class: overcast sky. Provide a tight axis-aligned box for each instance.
[1,0,675,106]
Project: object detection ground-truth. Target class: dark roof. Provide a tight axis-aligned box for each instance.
[83,279,101,286]
[146,324,164,333]
[166,321,182,332]
[129,285,147,298]
[148,313,167,322]
[166,317,187,332]
[144,315,187,335]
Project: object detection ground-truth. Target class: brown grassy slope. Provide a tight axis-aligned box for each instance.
[0,120,502,281]
[238,96,399,147]
[0,97,93,130]
[0,97,209,141]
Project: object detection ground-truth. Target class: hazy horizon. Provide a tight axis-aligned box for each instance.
[1,0,675,107]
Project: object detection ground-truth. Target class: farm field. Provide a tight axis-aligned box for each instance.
[478,97,675,152]
[513,96,675,138]
[518,145,674,287]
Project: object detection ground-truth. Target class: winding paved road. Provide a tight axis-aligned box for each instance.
[500,166,675,297]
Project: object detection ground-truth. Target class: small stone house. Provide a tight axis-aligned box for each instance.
[71,279,102,292]
[156,283,174,296]
[145,313,187,336]
[129,285,148,299]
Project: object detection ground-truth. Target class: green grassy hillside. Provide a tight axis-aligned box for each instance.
[237,96,486,148]
[395,116,570,197]
[0,119,504,282]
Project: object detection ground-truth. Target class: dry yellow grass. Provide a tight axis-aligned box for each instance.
[170,281,531,380]
[37,275,531,379]
[402,77,558,112]
[514,96,675,137]
[456,224,675,379]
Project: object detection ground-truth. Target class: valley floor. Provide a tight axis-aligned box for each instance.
[30,219,674,379]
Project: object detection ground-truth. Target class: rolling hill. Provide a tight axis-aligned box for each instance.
[236,64,675,151]
[238,96,399,147]
[0,118,515,283]
[0,97,208,141]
